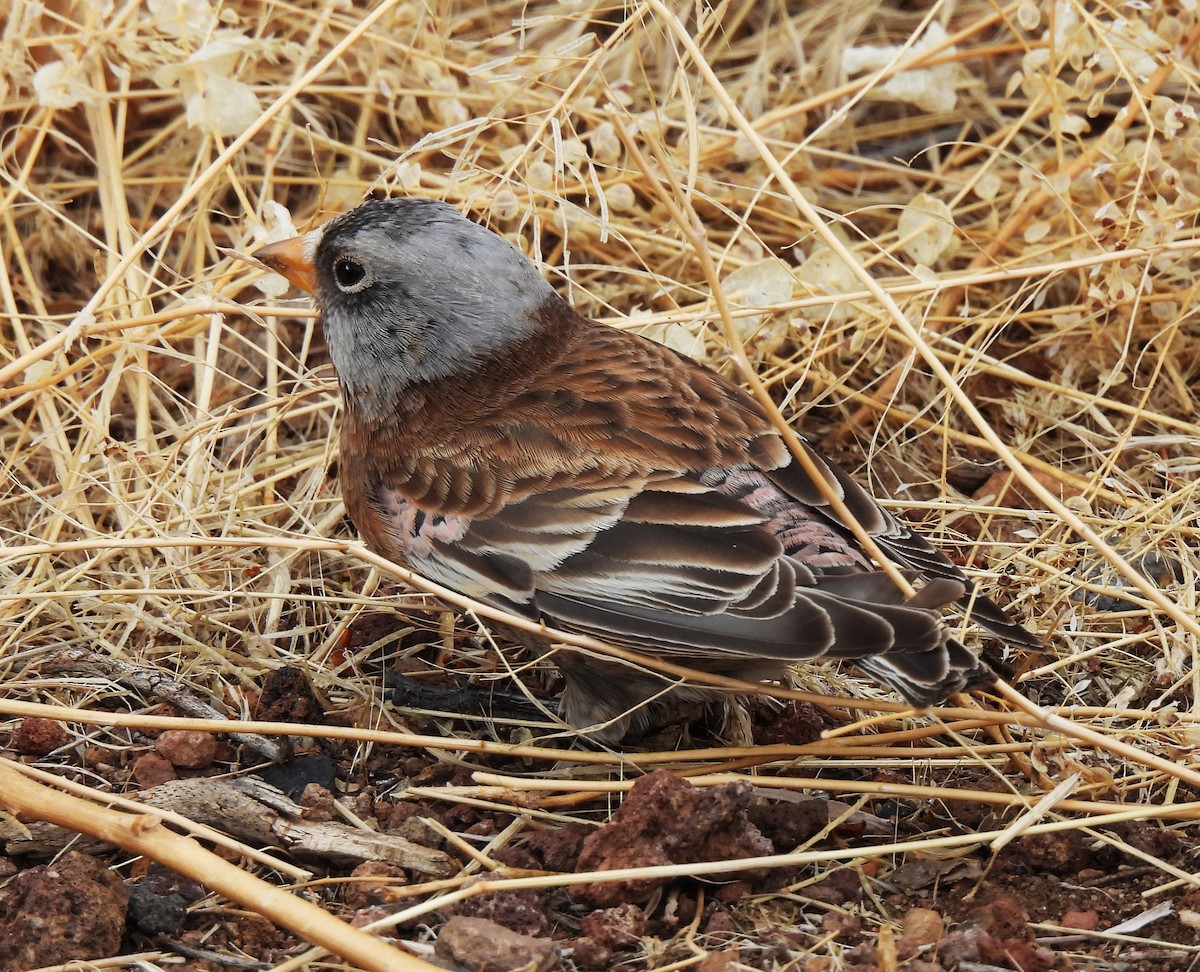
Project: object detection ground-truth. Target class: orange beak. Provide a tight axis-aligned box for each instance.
[253,230,320,294]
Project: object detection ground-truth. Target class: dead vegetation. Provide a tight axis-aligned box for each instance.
[2,1,1200,969]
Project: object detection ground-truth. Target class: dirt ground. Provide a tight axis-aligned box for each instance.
[4,605,1200,971]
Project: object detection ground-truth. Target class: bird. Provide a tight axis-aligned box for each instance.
[253,197,1039,741]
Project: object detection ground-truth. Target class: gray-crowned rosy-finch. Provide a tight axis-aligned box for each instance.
[255,197,1038,741]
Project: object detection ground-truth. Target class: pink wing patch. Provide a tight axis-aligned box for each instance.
[375,485,469,558]
[708,467,873,570]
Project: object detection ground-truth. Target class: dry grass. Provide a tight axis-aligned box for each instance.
[2,0,1200,968]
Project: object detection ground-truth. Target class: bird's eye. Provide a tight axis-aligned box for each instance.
[332,257,369,292]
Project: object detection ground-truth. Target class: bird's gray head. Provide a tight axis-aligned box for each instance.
[291,198,556,415]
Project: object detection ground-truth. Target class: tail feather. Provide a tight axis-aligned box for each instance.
[857,638,997,706]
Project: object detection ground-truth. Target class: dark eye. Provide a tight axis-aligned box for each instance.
[333,258,368,291]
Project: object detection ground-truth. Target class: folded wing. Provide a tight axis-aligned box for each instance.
[404,467,986,706]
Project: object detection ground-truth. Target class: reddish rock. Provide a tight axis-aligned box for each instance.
[13,717,70,756]
[575,771,772,907]
[805,867,863,905]
[1060,909,1099,931]
[1004,830,1090,876]
[937,895,1056,972]
[344,861,408,911]
[131,752,177,787]
[299,783,336,821]
[897,907,945,959]
[696,948,741,971]
[748,799,829,851]
[845,941,879,966]
[821,910,862,941]
[517,823,590,872]
[155,729,218,769]
[712,879,754,904]
[82,745,115,770]
[389,814,445,850]
[570,936,612,970]
[446,882,551,938]
[466,818,498,838]
[749,699,825,745]
[0,851,127,970]
[207,912,288,958]
[435,915,557,972]
[1117,822,1183,859]
[704,907,737,936]
[580,903,646,950]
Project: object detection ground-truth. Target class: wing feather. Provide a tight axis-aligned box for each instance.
[403,474,966,677]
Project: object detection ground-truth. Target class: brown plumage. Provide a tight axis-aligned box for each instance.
[254,197,1039,741]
